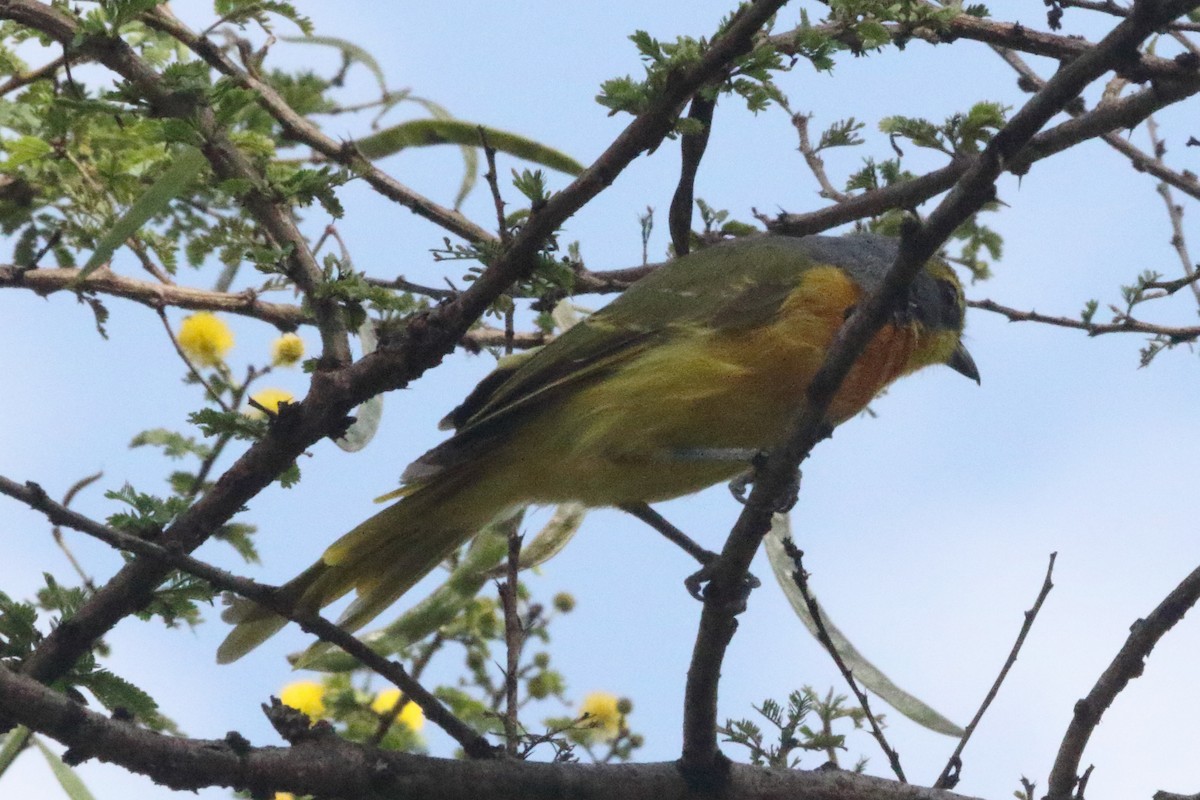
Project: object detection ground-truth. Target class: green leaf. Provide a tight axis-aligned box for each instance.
[32,737,96,800]
[765,515,964,737]
[406,96,479,209]
[76,669,167,729]
[281,35,387,94]
[355,119,584,176]
[77,146,207,280]
[505,503,586,573]
[0,725,32,778]
[3,135,52,167]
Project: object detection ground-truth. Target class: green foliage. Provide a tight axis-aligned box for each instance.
[0,591,40,664]
[35,574,89,623]
[0,581,177,734]
[212,0,314,34]
[1080,299,1099,325]
[818,117,866,150]
[720,687,869,769]
[694,198,759,239]
[597,18,789,125]
[130,428,212,461]
[880,102,1008,156]
[104,484,190,537]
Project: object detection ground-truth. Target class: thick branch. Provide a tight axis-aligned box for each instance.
[772,8,1200,82]
[0,658,986,800]
[990,46,1200,201]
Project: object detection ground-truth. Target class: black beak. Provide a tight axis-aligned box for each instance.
[947,341,980,384]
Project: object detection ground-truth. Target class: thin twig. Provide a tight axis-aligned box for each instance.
[783,540,905,782]
[145,7,495,245]
[618,503,715,565]
[969,298,1200,341]
[498,529,524,756]
[0,54,66,95]
[793,112,852,203]
[1146,114,1200,306]
[934,553,1057,790]
[991,46,1200,203]
[0,263,538,348]
[49,471,103,590]
[480,130,509,246]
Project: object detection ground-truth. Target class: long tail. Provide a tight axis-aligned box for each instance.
[216,470,506,664]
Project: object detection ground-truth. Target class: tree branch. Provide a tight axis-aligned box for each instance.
[1046,561,1200,799]
[969,298,1200,341]
[0,263,543,349]
[0,657,990,800]
[934,554,1057,790]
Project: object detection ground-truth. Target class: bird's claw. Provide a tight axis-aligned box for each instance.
[727,463,803,513]
[685,564,761,611]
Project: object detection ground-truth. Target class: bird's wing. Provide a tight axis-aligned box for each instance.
[406,236,850,481]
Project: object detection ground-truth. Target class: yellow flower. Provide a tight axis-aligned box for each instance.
[177,312,233,366]
[370,688,425,732]
[271,333,305,367]
[279,680,325,721]
[274,794,294,800]
[248,388,294,418]
[579,691,622,739]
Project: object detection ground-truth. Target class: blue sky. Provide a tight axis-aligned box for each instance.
[3,2,1200,799]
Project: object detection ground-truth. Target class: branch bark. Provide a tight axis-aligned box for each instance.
[1045,562,1200,799]
[0,657,987,800]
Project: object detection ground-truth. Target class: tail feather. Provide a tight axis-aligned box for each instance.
[217,469,510,663]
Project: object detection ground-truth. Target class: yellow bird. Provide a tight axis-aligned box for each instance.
[217,233,978,663]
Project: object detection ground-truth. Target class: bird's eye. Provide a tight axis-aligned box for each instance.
[938,279,959,307]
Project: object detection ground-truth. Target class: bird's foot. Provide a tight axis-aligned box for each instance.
[685,563,761,610]
[728,457,803,513]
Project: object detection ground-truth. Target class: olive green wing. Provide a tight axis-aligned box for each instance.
[454,236,851,421]
[408,235,868,480]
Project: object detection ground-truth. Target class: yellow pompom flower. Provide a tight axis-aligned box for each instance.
[248,388,294,418]
[271,333,305,367]
[579,691,622,739]
[370,689,426,732]
[279,680,325,721]
[177,312,233,366]
[273,794,294,800]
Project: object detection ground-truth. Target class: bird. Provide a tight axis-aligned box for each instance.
[217,232,979,663]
